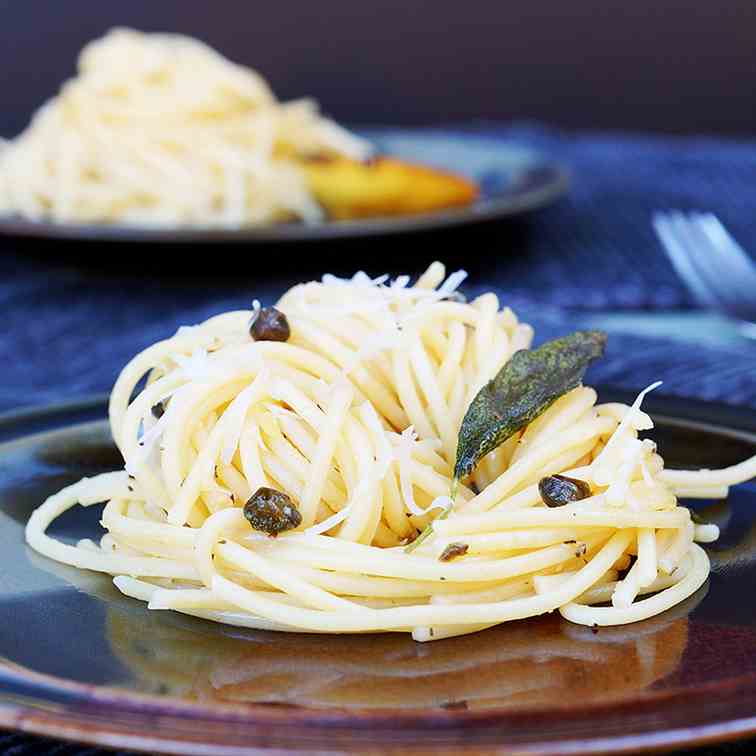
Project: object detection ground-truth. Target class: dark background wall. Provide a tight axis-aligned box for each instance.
[1,0,754,138]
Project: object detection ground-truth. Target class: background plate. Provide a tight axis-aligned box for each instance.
[2,389,756,754]
[0,130,567,244]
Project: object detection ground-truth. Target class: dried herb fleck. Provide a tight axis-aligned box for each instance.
[405,506,451,554]
[539,474,592,508]
[250,306,290,342]
[439,542,469,562]
[399,530,420,547]
[444,291,467,304]
[441,700,469,711]
[243,487,302,535]
[453,331,606,485]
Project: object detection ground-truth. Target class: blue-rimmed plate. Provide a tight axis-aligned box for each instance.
[0,130,567,244]
[2,389,756,754]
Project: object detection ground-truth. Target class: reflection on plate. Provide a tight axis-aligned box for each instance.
[2,389,756,753]
[105,599,693,709]
[0,131,567,244]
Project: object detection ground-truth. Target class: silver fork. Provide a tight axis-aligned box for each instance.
[652,211,756,325]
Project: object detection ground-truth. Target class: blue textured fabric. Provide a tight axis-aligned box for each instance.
[0,733,125,756]
[2,124,756,756]
[4,257,756,415]
[3,122,756,414]
[465,122,756,311]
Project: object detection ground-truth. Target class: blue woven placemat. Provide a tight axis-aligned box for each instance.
[464,122,756,311]
[1,123,756,415]
[0,732,753,756]
[2,261,756,416]
[0,734,123,756]
[2,123,756,755]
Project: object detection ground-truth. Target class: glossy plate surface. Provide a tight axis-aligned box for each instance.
[0,130,567,244]
[1,390,756,754]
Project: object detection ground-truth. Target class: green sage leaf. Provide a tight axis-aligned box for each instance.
[453,330,607,484]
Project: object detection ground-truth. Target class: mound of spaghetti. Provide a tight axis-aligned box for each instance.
[26,262,753,641]
[0,28,369,227]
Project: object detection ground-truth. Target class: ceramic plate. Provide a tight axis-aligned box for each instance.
[0,130,567,244]
[1,389,756,754]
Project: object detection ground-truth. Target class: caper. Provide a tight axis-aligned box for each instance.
[538,474,591,508]
[243,487,301,535]
[250,306,290,342]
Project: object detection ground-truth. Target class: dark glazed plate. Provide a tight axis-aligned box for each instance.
[2,389,756,754]
[0,130,567,244]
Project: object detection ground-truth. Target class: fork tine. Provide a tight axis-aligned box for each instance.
[652,212,719,308]
[692,213,756,310]
[678,212,756,320]
[680,212,756,315]
[669,212,736,308]
[694,213,756,298]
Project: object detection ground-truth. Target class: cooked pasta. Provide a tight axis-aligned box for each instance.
[25,262,747,640]
[0,28,369,227]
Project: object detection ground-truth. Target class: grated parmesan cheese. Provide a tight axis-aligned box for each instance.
[592,381,662,488]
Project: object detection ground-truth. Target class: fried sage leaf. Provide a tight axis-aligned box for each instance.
[453,330,607,484]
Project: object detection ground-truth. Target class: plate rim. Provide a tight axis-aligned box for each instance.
[2,388,756,754]
[0,133,568,244]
